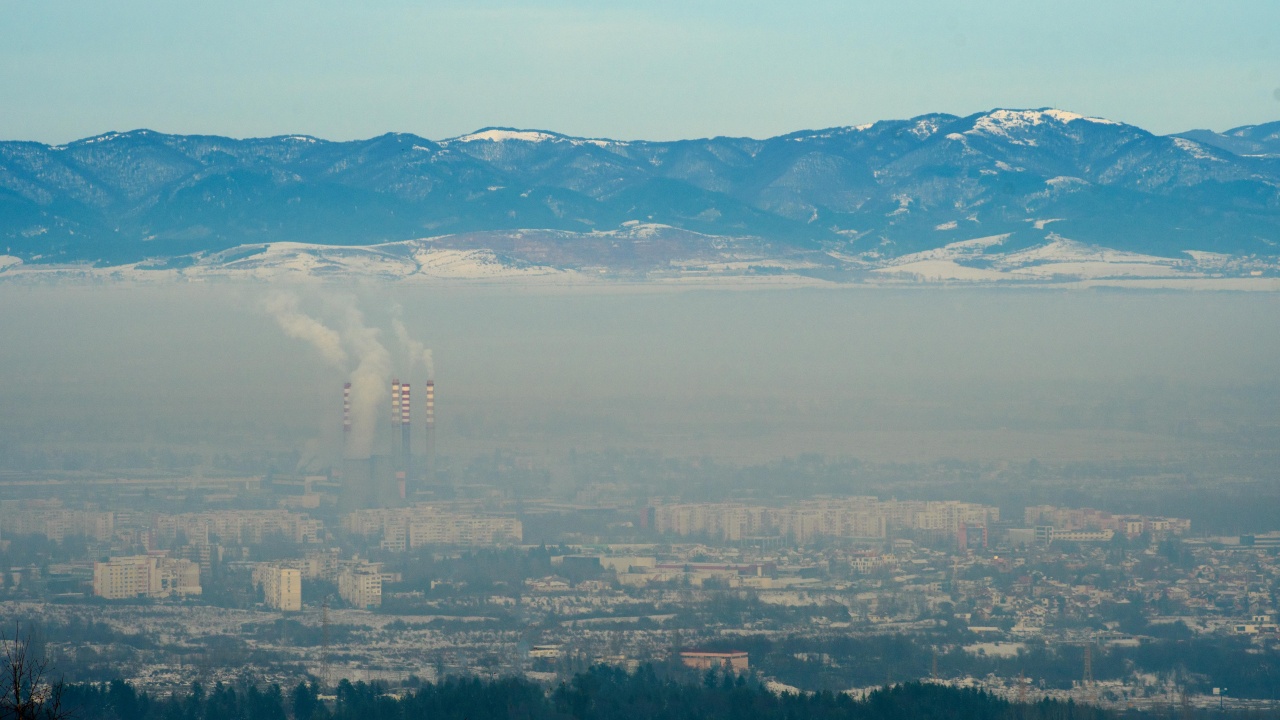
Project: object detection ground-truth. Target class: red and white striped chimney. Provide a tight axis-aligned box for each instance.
[342,382,351,435]
[392,379,401,421]
[425,380,435,427]
[400,383,411,426]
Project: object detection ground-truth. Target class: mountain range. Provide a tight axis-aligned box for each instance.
[2,108,1279,284]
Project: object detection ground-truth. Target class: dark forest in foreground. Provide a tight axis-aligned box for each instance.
[52,666,1267,720]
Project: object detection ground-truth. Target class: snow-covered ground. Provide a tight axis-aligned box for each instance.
[867,234,1280,289]
[0,240,584,284]
[1,230,1277,289]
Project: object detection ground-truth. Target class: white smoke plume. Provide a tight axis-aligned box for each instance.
[390,304,435,379]
[262,291,397,460]
[340,303,392,459]
[262,292,348,370]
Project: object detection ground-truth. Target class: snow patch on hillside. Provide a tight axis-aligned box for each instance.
[1045,176,1089,188]
[1172,137,1225,162]
[0,240,578,283]
[994,236,1173,267]
[1042,109,1120,125]
[887,234,1010,265]
[858,232,1280,287]
[909,117,942,139]
[1183,250,1231,263]
[874,260,1008,282]
[411,248,574,279]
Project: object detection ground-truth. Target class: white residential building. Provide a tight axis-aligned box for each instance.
[343,506,522,549]
[338,562,382,609]
[93,554,200,599]
[254,564,302,612]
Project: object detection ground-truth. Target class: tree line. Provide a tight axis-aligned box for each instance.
[26,664,1248,720]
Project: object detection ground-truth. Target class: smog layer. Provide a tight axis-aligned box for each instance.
[2,283,1277,471]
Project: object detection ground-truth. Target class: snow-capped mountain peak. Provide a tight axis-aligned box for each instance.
[450,128,563,144]
[966,108,1124,144]
[444,127,619,148]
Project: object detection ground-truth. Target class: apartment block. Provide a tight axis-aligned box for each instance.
[92,554,201,599]
[343,506,522,548]
[254,564,302,612]
[338,561,382,609]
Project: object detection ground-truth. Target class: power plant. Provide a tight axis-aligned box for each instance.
[340,378,439,509]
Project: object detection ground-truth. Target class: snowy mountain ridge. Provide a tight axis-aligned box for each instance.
[2,107,1279,286]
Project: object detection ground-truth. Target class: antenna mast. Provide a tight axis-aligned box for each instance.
[321,597,331,688]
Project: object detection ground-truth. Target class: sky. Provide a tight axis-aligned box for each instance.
[2,1,1279,144]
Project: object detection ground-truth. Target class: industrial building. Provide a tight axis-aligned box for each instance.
[339,379,440,510]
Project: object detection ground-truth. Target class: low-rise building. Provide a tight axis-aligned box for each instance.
[680,650,749,672]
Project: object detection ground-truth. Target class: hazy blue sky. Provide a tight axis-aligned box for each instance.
[2,0,1278,143]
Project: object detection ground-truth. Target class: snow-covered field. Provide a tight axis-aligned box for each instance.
[0,241,585,284]
[867,234,1280,289]
[1,231,1277,289]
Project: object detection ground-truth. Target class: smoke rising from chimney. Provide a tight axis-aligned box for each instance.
[390,304,435,379]
[262,291,415,460]
[263,293,348,369]
[340,304,392,459]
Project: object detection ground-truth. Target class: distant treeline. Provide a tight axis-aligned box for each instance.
[53,665,1262,720]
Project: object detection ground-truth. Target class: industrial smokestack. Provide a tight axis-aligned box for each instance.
[342,382,352,442]
[391,379,402,470]
[399,383,411,500]
[335,382,352,485]
[424,380,436,489]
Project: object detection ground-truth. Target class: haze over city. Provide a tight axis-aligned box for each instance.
[2,3,1280,719]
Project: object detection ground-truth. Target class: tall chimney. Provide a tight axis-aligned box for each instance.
[342,382,351,438]
[424,380,436,488]
[425,380,435,428]
[336,382,352,484]
[397,383,410,499]
[391,379,402,468]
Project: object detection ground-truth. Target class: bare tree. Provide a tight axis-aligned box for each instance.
[0,623,67,720]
